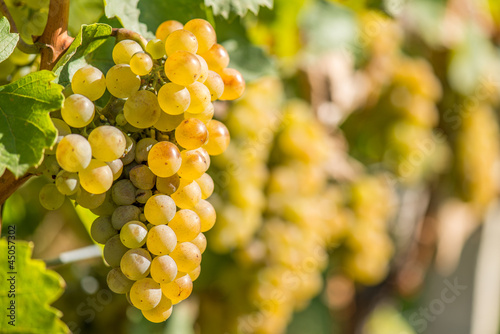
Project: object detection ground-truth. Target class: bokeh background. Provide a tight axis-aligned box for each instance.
[2,0,500,333]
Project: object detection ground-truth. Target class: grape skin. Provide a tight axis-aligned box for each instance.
[56,134,92,172]
[39,184,65,210]
[164,50,201,86]
[71,65,106,101]
[88,126,127,162]
[175,118,208,150]
[148,141,182,178]
[61,94,95,128]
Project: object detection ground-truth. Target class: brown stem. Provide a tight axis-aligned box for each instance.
[37,0,74,70]
[0,170,33,206]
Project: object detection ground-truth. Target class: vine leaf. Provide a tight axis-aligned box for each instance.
[0,239,69,333]
[104,0,154,39]
[0,17,19,63]
[0,71,63,178]
[205,0,273,18]
[53,23,113,87]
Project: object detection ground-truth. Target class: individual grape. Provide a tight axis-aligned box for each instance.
[150,255,178,284]
[90,191,117,216]
[195,147,211,167]
[121,136,136,165]
[141,295,173,323]
[106,159,124,180]
[123,161,139,179]
[111,179,137,205]
[39,155,60,178]
[203,120,230,155]
[177,149,209,180]
[184,102,214,123]
[200,44,229,72]
[204,71,224,101]
[184,18,216,54]
[88,126,127,162]
[219,68,245,100]
[154,112,185,132]
[156,174,180,195]
[90,216,117,244]
[120,221,148,248]
[129,278,162,310]
[47,118,72,155]
[107,268,134,294]
[55,170,79,195]
[168,209,201,242]
[111,205,142,229]
[194,173,214,199]
[135,138,158,163]
[147,141,182,177]
[147,225,177,255]
[124,90,162,128]
[156,20,183,41]
[188,266,201,281]
[175,119,208,150]
[169,242,201,273]
[160,273,193,304]
[71,65,106,101]
[76,187,106,209]
[146,39,166,59]
[144,194,176,225]
[157,83,190,115]
[136,189,153,204]
[79,159,113,194]
[171,178,202,209]
[39,184,65,210]
[165,29,198,56]
[61,94,95,128]
[106,64,141,98]
[103,235,129,267]
[196,55,208,83]
[112,40,143,65]
[164,50,201,86]
[191,232,207,253]
[120,248,152,280]
[130,165,156,190]
[186,81,211,114]
[130,52,153,76]
[193,199,216,232]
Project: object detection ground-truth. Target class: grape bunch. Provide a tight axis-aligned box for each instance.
[36,18,244,322]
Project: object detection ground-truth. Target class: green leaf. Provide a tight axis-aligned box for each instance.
[0,71,63,178]
[0,17,19,64]
[104,0,155,39]
[53,23,113,87]
[205,0,273,18]
[223,39,276,82]
[0,239,68,333]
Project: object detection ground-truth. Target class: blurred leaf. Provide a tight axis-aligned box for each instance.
[401,0,446,47]
[53,23,113,87]
[328,0,368,12]
[0,71,62,178]
[0,17,19,63]
[104,0,154,39]
[68,0,105,36]
[205,0,273,18]
[0,239,68,333]
[363,304,416,334]
[74,205,101,247]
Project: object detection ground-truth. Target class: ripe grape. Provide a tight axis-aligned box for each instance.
[144,194,176,225]
[124,90,162,128]
[175,118,208,150]
[135,138,158,163]
[156,20,183,41]
[39,184,65,210]
[61,94,95,128]
[200,44,229,72]
[55,170,79,195]
[184,102,214,124]
[189,266,201,281]
[165,29,198,56]
[194,199,216,232]
[112,40,143,65]
[186,81,211,114]
[184,18,216,54]
[204,71,224,101]
[111,179,137,205]
[154,112,185,132]
[76,187,106,209]
[171,178,202,209]
[88,126,127,162]
[129,278,162,310]
[106,159,124,180]
[196,55,208,83]
[90,216,117,244]
[147,225,177,255]
[146,39,166,59]
[129,165,156,190]
[106,64,141,98]
[107,268,134,294]
[79,159,114,194]
[120,248,152,280]
[203,120,230,155]
[147,141,182,177]
[177,149,209,180]
[150,255,178,284]
[219,68,245,100]
[191,232,207,254]
[164,50,201,86]
[156,174,180,195]
[130,52,153,76]
[71,65,106,101]
[194,173,214,199]
[141,295,173,323]
[103,235,129,267]
[120,221,148,248]
[160,273,193,304]
[56,134,92,172]
[157,83,190,115]
[168,209,201,242]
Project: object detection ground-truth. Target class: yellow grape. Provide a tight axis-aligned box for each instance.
[147,225,177,255]
[71,65,106,101]
[79,159,113,194]
[186,81,211,114]
[141,295,173,323]
[56,134,92,172]
[154,112,185,132]
[156,20,183,41]
[184,18,216,54]
[184,103,214,124]
[175,118,208,150]
[157,83,190,115]
[106,268,134,294]
[164,50,201,86]
[169,242,201,273]
[106,64,141,98]
[188,266,201,281]
[130,52,153,76]
[196,55,208,83]
[144,194,176,225]
[204,70,224,101]
[55,170,79,195]
[120,221,148,248]
[203,119,230,155]
[146,39,166,59]
[156,174,180,195]
[106,159,124,180]
[147,141,182,177]
[193,199,216,232]
[124,90,162,128]
[167,209,201,242]
[177,149,209,180]
[194,173,214,199]
[112,40,143,65]
[160,273,193,305]
[88,125,127,162]
[120,248,152,280]
[150,255,178,284]
[191,232,207,254]
[129,278,162,311]
[170,178,202,209]
[200,43,229,72]
[47,118,72,155]
[219,68,245,100]
[165,29,198,56]
[61,94,95,128]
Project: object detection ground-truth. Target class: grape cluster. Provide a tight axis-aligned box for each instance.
[37,18,244,322]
